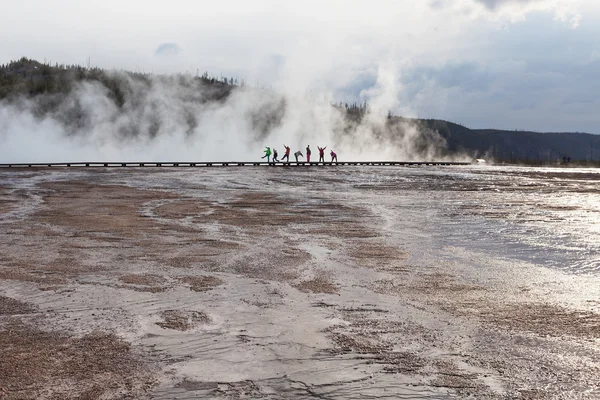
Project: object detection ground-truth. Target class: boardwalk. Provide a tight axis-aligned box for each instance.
[0,161,470,168]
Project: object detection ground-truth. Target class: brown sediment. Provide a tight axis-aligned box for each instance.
[347,241,409,268]
[233,261,299,282]
[494,170,600,182]
[120,273,167,286]
[0,296,35,315]
[163,255,222,270]
[1,168,600,398]
[117,273,170,293]
[155,193,377,241]
[397,273,600,339]
[154,239,243,264]
[163,255,200,269]
[308,224,378,239]
[0,321,156,399]
[0,180,245,284]
[0,256,100,277]
[0,187,29,215]
[536,204,581,211]
[119,285,168,293]
[325,328,428,375]
[212,380,261,398]
[429,360,482,393]
[455,202,584,220]
[376,275,600,339]
[326,330,386,355]
[373,273,485,298]
[156,310,210,331]
[324,304,429,373]
[472,302,600,339]
[38,286,65,292]
[0,268,69,285]
[226,244,310,282]
[294,276,339,294]
[153,199,215,218]
[322,308,500,397]
[516,389,550,399]
[0,188,15,214]
[35,181,178,236]
[156,193,305,230]
[352,183,405,191]
[178,275,224,292]
[414,272,485,294]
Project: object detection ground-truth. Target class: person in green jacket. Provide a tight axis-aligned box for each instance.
[262,147,272,163]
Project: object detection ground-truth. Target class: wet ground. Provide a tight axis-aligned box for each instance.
[1,165,600,399]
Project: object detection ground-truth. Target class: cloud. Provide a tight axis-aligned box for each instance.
[470,0,582,27]
[155,43,181,57]
[0,0,598,139]
[474,0,543,10]
[396,54,600,133]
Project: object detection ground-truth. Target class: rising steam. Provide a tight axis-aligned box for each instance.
[0,63,457,163]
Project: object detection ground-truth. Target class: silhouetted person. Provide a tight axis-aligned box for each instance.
[318,146,327,163]
[272,148,279,163]
[330,150,337,163]
[294,151,303,163]
[282,145,291,162]
[306,145,311,163]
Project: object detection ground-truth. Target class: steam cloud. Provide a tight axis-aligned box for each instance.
[0,66,456,163]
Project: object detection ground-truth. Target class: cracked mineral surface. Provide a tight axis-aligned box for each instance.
[1,165,600,399]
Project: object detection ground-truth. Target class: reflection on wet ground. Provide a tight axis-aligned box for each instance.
[0,165,600,399]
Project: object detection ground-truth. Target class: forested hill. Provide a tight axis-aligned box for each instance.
[412,119,600,163]
[1,57,599,162]
[0,57,235,104]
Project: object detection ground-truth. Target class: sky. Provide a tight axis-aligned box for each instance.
[1,0,599,134]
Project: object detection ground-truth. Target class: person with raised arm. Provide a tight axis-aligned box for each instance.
[318,146,327,163]
[282,145,291,162]
[261,147,272,163]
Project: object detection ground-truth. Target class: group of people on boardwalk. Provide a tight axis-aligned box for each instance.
[262,145,337,164]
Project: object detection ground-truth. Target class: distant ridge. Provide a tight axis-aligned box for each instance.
[412,119,600,163]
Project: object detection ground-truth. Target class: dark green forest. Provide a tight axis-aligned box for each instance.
[412,119,600,164]
[1,57,599,163]
[0,57,235,101]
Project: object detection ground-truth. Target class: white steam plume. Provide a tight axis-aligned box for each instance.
[0,67,457,163]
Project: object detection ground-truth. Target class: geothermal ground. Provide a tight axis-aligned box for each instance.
[1,165,600,399]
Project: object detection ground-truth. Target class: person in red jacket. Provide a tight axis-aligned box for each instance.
[282,145,291,162]
[317,146,327,163]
